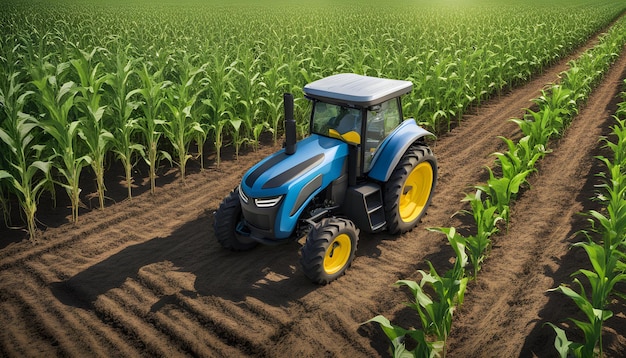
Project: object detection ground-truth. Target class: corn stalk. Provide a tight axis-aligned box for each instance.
[162,51,205,183]
[71,45,113,209]
[0,72,52,241]
[130,63,172,194]
[31,61,89,223]
[106,47,143,200]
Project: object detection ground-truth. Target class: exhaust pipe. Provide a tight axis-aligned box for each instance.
[284,93,296,155]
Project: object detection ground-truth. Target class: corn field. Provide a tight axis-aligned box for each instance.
[2,1,626,357]
[1,0,625,240]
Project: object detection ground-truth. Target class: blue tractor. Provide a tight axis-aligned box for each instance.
[214,73,437,284]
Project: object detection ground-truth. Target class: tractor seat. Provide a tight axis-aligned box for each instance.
[328,114,361,145]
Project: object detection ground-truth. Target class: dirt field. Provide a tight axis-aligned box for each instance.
[2,32,626,358]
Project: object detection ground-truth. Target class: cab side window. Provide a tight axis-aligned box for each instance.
[364,98,401,171]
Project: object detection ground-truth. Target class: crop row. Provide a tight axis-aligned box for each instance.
[1,0,625,241]
[366,10,626,357]
[546,79,626,357]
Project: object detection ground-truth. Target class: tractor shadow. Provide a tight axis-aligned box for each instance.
[50,209,317,312]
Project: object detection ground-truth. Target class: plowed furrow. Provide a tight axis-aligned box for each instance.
[133,259,280,353]
[102,281,232,356]
[6,269,141,357]
[94,294,184,357]
[174,293,270,357]
[152,307,245,357]
[11,280,101,357]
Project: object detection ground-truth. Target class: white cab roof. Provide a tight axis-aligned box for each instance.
[303,73,412,107]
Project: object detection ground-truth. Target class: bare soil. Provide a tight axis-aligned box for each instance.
[2,34,626,358]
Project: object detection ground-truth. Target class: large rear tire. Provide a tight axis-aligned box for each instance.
[300,217,359,284]
[213,188,258,251]
[384,144,437,234]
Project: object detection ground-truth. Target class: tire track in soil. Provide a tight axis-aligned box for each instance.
[1,26,625,358]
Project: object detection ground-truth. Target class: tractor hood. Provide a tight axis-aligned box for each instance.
[241,134,348,198]
[239,134,349,240]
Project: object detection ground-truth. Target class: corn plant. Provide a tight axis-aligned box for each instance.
[130,63,172,193]
[573,241,626,309]
[71,46,113,209]
[194,118,212,171]
[31,61,88,223]
[456,189,503,279]
[364,314,443,358]
[0,72,52,240]
[401,227,468,355]
[225,112,245,160]
[162,51,205,183]
[475,166,531,225]
[548,113,626,357]
[261,63,288,145]
[547,282,613,358]
[231,45,265,148]
[105,48,143,200]
[602,117,626,166]
[201,53,236,168]
[533,85,578,134]
[367,227,468,357]
[511,107,561,149]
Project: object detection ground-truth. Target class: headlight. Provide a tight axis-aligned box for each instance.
[238,185,249,204]
[254,196,283,208]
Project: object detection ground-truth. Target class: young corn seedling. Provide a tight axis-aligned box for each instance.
[591,158,626,250]
[456,189,502,279]
[365,227,468,357]
[533,85,578,132]
[364,314,443,358]
[494,135,547,177]
[572,241,626,310]
[475,166,531,225]
[511,107,560,149]
[601,117,626,166]
[403,227,468,354]
[547,280,613,358]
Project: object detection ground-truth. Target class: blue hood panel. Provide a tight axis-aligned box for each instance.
[243,135,347,198]
[240,134,348,239]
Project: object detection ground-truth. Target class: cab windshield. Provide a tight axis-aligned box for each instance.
[311,102,362,144]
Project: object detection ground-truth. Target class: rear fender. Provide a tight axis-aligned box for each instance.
[367,119,434,182]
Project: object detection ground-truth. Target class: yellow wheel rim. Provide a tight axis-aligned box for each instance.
[323,234,352,275]
[399,162,434,223]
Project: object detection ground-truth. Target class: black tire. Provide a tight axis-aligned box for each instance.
[300,217,359,284]
[213,188,258,251]
[384,144,437,234]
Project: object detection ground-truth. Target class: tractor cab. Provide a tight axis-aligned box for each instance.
[305,73,411,177]
[214,73,438,284]
[309,95,403,174]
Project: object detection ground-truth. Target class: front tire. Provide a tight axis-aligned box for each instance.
[384,144,437,234]
[300,218,359,284]
[213,188,258,251]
